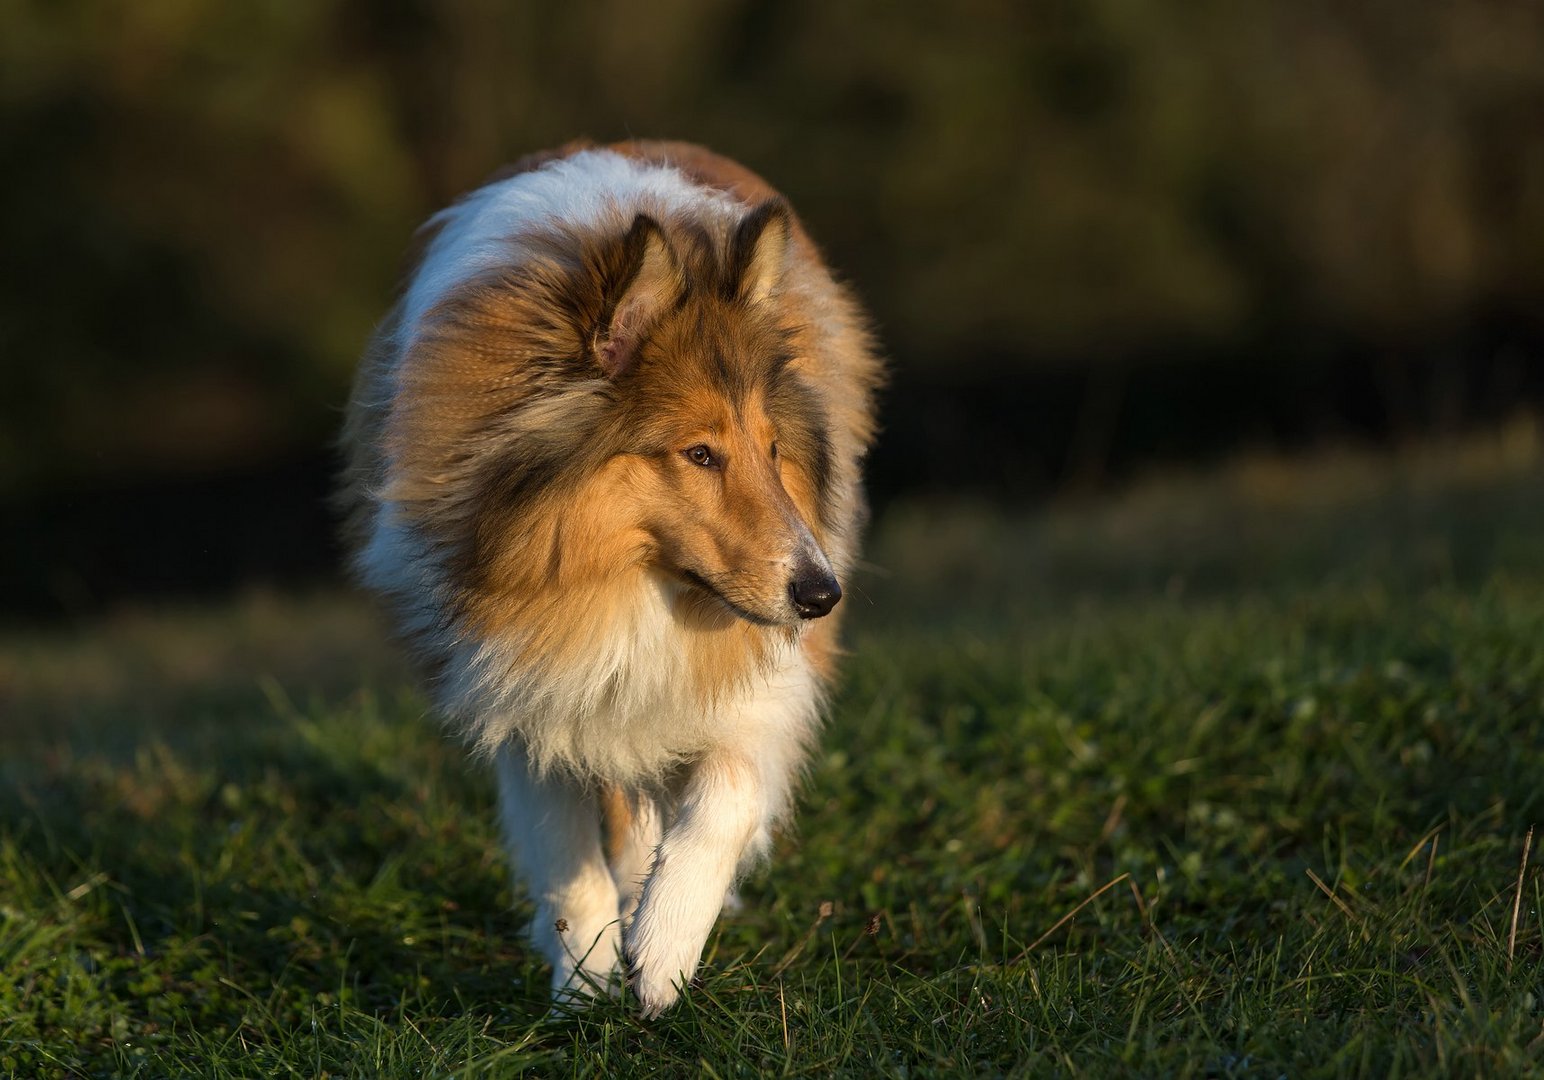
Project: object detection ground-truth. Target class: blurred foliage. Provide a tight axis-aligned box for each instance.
[3,0,1543,490]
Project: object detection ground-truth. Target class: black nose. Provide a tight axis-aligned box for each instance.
[789,572,842,619]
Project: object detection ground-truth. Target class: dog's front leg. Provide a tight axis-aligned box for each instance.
[623,750,765,1016]
[494,746,621,1003]
[604,788,662,925]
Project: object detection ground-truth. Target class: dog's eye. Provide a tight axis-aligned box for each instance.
[684,444,719,468]
[770,441,778,459]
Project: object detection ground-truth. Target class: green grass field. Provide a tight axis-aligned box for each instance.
[4,427,1544,1077]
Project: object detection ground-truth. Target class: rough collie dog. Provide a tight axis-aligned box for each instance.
[337,141,881,1016]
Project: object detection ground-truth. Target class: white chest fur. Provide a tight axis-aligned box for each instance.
[443,573,821,780]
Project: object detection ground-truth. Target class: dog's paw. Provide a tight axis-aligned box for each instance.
[623,956,678,1018]
[545,915,622,1014]
[622,926,699,1018]
[550,960,617,1005]
[545,980,604,1023]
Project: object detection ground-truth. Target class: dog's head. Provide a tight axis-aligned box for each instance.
[401,197,843,633]
[593,202,841,627]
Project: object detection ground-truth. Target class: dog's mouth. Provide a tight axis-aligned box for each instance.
[678,569,783,627]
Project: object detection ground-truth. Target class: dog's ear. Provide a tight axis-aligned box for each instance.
[594,214,683,378]
[730,199,792,307]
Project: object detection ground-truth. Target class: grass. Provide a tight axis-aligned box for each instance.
[4,423,1544,1076]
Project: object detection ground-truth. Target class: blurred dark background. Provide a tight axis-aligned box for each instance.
[4,0,1543,620]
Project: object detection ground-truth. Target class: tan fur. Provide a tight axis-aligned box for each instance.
[600,783,633,863]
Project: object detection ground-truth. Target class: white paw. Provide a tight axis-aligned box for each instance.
[624,958,683,1018]
[545,913,622,1009]
[623,912,705,1018]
